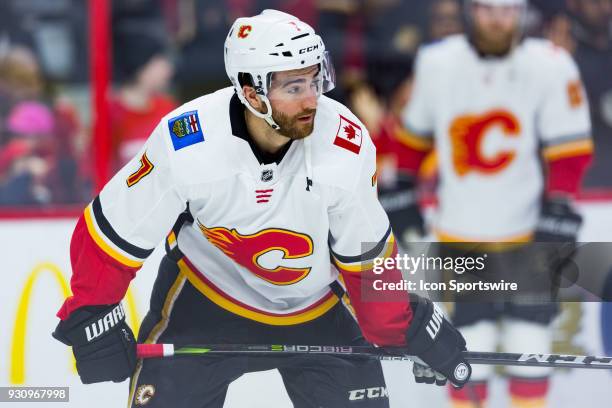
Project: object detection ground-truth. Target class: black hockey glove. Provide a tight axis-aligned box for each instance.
[534,197,582,243]
[534,197,582,286]
[403,295,471,388]
[52,303,137,384]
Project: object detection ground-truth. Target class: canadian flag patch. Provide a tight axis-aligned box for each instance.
[334,115,362,154]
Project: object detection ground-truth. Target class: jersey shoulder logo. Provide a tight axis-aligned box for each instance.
[168,110,204,151]
[567,79,585,109]
[333,114,362,154]
[126,152,154,187]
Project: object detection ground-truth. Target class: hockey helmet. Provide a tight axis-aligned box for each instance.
[224,9,336,130]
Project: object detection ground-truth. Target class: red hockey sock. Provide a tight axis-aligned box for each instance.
[509,376,549,408]
[449,381,488,408]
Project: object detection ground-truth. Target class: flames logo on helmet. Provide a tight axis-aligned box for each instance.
[237,25,252,39]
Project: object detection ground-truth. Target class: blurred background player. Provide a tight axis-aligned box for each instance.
[400,0,593,407]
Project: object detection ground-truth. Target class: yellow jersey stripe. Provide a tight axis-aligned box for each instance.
[543,139,593,161]
[178,258,339,326]
[83,205,143,268]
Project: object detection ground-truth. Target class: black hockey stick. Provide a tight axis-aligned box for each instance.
[137,343,612,369]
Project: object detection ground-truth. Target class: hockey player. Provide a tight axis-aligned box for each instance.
[400,0,593,407]
[51,10,470,408]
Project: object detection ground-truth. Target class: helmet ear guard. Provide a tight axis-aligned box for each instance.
[234,72,279,129]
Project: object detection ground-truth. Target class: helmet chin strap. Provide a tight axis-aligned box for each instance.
[260,96,281,131]
[239,91,281,131]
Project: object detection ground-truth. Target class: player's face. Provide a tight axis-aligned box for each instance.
[471,3,522,55]
[268,65,320,139]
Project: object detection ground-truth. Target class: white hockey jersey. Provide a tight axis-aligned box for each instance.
[59,87,411,346]
[402,35,592,241]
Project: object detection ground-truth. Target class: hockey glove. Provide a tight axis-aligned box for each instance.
[534,197,582,286]
[52,303,136,384]
[403,295,471,388]
[535,197,582,243]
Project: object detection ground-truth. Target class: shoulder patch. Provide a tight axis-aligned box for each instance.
[168,110,204,150]
[333,115,362,154]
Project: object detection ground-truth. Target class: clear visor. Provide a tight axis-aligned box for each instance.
[265,51,336,101]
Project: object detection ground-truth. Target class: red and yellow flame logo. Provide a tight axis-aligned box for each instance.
[237,25,252,39]
[198,222,314,285]
[449,109,521,176]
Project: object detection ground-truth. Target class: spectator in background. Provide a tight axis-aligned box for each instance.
[171,0,240,101]
[429,0,463,41]
[316,0,429,104]
[545,0,612,188]
[111,34,176,170]
[0,46,44,122]
[0,101,54,205]
[0,46,83,205]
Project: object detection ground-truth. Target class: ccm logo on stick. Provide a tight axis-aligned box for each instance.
[348,387,388,401]
[84,304,125,342]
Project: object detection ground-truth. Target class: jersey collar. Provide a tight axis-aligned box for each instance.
[229,93,293,165]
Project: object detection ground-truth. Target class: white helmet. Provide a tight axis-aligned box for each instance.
[224,9,335,130]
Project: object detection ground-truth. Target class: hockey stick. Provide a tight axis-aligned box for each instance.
[137,343,612,369]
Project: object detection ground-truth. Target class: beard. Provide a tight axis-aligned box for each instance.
[272,109,317,140]
[473,25,517,56]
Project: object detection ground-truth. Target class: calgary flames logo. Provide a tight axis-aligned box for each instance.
[198,221,313,285]
[135,384,155,405]
[237,25,252,39]
[449,109,520,176]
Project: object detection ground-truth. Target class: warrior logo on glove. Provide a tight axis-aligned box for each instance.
[85,304,125,342]
[426,303,444,340]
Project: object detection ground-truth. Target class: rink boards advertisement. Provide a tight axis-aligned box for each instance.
[1,201,612,407]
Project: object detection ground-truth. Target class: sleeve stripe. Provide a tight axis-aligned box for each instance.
[541,132,591,147]
[395,126,434,151]
[332,229,395,273]
[92,196,154,259]
[83,206,143,268]
[330,224,392,264]
[403,123,433,141]
[542,138,593,161]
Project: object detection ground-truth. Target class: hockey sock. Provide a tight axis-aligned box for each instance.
[508,376,549,408]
